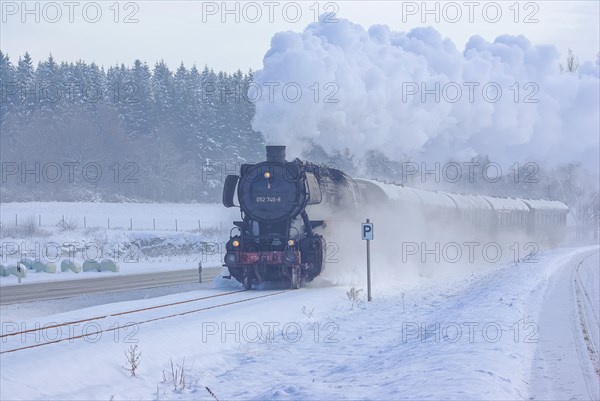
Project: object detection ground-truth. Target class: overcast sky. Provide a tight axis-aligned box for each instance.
[1,1,599,72]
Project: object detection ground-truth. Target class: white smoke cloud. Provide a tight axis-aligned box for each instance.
[251,17,599,169]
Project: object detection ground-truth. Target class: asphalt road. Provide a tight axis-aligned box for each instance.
[0,267,221,305]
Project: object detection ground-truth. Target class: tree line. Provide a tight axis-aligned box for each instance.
[0,51,263,202]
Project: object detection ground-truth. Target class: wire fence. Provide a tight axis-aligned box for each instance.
[2,213,227,234]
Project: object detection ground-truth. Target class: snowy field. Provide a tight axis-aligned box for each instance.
[0,202,237,232]
[0,203,238,285]
[1,245,598,400]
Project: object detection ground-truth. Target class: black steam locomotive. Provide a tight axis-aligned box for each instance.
[222,146,360,289]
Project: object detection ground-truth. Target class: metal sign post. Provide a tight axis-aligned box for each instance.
[16,263,22,284]
[361,219,373,302]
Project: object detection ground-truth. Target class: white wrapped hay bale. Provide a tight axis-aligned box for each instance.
[61,260,81,273]
[32,261,45,272]
[44,263,56,273]
[19,258,34,270]
[83,259,100,272]
[99,259,119,273]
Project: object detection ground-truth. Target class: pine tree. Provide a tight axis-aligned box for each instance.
[15,52,35,116]
[35,54,59,115]
[127,59,154,137]
[0,51,16,125]
[152,60,174,128]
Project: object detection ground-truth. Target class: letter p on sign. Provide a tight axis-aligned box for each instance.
[362,223,373,240]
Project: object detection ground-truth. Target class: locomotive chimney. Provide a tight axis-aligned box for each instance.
[266,146,286,163]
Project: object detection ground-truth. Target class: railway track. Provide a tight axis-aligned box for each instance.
[0,288,292,354]
[571,251,600,380]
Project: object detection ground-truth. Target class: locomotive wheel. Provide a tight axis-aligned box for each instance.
[243,276,252,290]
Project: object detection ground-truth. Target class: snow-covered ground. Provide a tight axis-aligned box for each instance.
[1,246,598,400]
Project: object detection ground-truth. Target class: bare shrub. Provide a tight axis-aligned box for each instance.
[57,216,79,231]
[0,215,50,238]
[123,345,142,377]
[301,306,315,319]
[346,287,363,309]
[170,357,186,392]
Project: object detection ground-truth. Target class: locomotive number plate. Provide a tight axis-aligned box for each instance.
[256,196,282,203]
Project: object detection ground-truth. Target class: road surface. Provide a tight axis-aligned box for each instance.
[0,267,221,305]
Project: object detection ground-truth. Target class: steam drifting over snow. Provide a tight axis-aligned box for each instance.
[251,17,599,169]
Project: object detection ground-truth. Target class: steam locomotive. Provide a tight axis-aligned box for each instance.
[222,146,569,289]
[222,146,360,289]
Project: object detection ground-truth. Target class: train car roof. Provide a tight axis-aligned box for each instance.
[356,179,422,203]
[444,192,493,210]
[521,199,569,211]
[358,179,457,207]
[409,187,457,208]
[480,195,530,212]
[356,179,568,213]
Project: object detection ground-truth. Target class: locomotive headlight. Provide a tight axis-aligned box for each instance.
[287,239,295,247]
[264,172,271,179]
[232,240,240,248]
